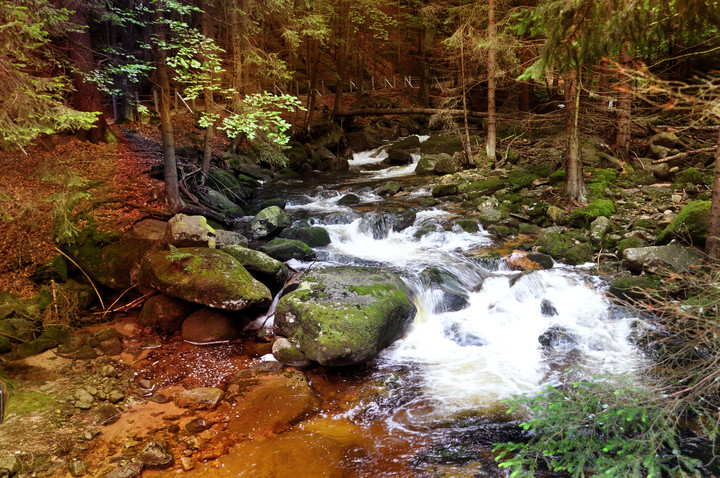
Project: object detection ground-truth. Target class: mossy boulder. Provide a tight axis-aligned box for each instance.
[207,167,256,203]
[456,219,479,233]
[656,200,710,246]
[220,245,289,288]
[181,308,238,344]
[64,219,166,290]
[205,188,244,217]
[607,274,662,302]
[533,230,594,265]
[279,226,331,247]
[420,135,470,156]
[462,178,506,198]
[567,200,616,228]
[617,237,648,255]
[674,167,706,187]
[415,153,452,175]
[389,135,420,152]
[433,154,465,175]
[432,183,459,198]
[138,247,272,310]
[249,206,291,239]
[258,238,316,262]
[31,255,68,283]
[274,266,416,366]
[376,181,402,197]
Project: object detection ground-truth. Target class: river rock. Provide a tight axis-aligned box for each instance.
[337,193,360,206]
[607,274,661,302]
[279,226,331,247]
[205,188,244,216]
[419,267,470,312]
[181,308,237,344]
[272,337,312,367]
[249,206,291,239]
[387,149,413,165]
[649,131,678,149]
[416,153,447,175]
[656,200,710,246]
[258,238,316,262]
[68,459,87,477]
[533,230,594,265]
[420,134,467,156]
[0,456,20,476]
[139,247,272,310]
[139,441,174,468]
[274,266,416,366]
[546,205,567,225]
[214,229,249,248]
[207,167,256,203]
[165,214,216,248]
[622,244,702,274]
[104,461,143,478]
[389,135,420,152]
[220,245,289,288]
[432,183,458,197]
[376,180,402,197]
[137,294,192,331]
[185,417,211,434]
[359,209,417,239]
[225,366,319,435]
[590,216,613,248]
[174,387,225,410]
[539,326,579,348]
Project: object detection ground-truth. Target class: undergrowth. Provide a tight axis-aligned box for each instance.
[494,375,705,477]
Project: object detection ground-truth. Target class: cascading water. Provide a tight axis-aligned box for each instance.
[192,137,648,477]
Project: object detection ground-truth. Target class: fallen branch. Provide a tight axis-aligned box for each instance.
[651,146,715,164]
[53,247,105,310]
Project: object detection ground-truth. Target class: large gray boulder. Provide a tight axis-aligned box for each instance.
[249,206,291,239]
[274,266,416,366]
[139,247,271,310]
[622,244,702,274]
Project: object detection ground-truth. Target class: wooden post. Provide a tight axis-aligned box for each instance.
[153,89,159,113]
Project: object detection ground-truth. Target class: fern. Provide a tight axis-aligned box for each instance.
[43,171,90,245]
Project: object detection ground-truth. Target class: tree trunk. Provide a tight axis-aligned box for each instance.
[614,44,632,160]
[565,69,586,202]
[706,128,720,259]
[460,34,473,164]
[201,14,214,180]
[333,1,349,116]
[153,16,182,211]
[486,0,497,161]
[67,10,108,142]
[304,40,321,131]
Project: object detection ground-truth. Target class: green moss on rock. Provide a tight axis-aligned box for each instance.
[656,200,710,246]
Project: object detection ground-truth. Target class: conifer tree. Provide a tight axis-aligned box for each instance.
[0,0,98,149]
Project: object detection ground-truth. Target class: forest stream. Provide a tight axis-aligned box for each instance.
[157,136,649,477]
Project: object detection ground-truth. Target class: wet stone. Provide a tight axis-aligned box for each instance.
[174,387,225,410]
[185,417,211,434]
[96,403,121,425]
[100,365,118,378]
[107,390,125,404]
[98,338,124,356]
[103,460,143,478]
[68,459,87,477]
[139,441,174,469]
[148,392,171,404]
[540,299,558,317]
[0,457,20,475]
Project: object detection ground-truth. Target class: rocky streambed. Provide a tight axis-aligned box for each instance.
[0,127,715,477]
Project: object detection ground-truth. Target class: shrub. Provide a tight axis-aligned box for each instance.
[494,375,704,478]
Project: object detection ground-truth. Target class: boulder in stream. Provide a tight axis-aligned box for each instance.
[258,238,316,262]
[220,245,289,288]
[622,244,702,274]
[165,214,216,248]
[274,266,416,366]
[279,226,331,247]
[249,206,291,239]
[139,247,272,310]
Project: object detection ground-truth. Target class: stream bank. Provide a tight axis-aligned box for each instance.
[0,116,716,477]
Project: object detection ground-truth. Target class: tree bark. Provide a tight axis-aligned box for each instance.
[333,1,349,116]
[201,14,214,180]
[460,35,473,163]
[565,69,586,202]
[706,128,720,259]
[153,14,182,211]
[486,0,497,161]
[614,44,632,160]
[67,10,108,142]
